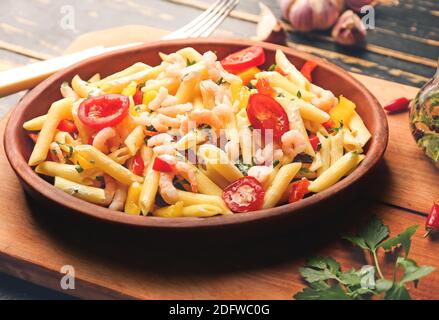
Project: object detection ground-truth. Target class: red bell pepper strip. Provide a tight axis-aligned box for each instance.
[289,178,311,204]
[425,203,439,237]
[132,154,145,176]
[152,157,174,173]
[256,78,276,97]
[383,97,410,114]
[309,135,321,151]
[300,60,317,83]
[57,119,77,135]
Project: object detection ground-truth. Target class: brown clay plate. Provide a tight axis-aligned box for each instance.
[3,38,388,231]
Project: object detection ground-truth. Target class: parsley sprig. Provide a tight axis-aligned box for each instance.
[294,216,435,300]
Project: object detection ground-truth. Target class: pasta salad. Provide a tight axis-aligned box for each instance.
[24,46,371,218]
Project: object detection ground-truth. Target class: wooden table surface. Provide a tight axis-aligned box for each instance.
[0,0,437,300]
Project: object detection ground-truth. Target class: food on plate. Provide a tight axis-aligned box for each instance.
[24,46,371,217]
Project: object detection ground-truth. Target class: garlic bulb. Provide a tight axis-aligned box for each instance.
[331,10,367,46]
[345,0,373,12]
[279,0,344,32]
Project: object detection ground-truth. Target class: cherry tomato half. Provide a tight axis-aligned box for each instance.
[133,90,143,106]
[78,94,129,130]
[288,178,310,204]
[132,154,145,176]
[152,157,174,173]
[222,176,265,213]
[246,93,289,140]
[256,78,275,97]
[221,46,265,74]
[57,119,77,135]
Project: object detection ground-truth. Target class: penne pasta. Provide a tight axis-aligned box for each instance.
[308,152,359,193]
[263,163,302,209]
[26,46,372,218]
[28,98,75,166]
[76,145,143,185]
[54,176,106,205]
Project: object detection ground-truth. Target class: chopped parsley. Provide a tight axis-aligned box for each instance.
[272,160,280,168]
[333,120,344,132]
[297,90,302,99]
[246,82,256,90]
[186,59,196,67]
[75,165,84,173]
[268,64,277,72]
[235,162,252,176]
[216,77,227,85]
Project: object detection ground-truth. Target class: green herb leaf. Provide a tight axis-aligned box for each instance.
[343,215,389,252]
[75,165,84,173]
[272,160,280,168]
[294,285,352,300]
[396,257,435,286]
[297,90,302,99]
[299,257,340,284]
[380,225,419,257]
[384,284,411,300]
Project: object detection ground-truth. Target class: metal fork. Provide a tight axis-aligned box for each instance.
[163,0,240,40]
[0,0,240,96]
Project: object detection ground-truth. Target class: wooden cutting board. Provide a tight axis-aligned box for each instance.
[0,26,438,300]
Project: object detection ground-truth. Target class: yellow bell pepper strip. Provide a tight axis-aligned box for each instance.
[329,96,356,128]
[142,90,157,108]
[124,182,143,215]
[237,86,251,110]
[121,81,138,97]
[153,201,184,218]
[237,67,261,86]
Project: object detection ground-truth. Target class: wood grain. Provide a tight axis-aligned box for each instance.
[0,72,437,300]
[0,0,437,87]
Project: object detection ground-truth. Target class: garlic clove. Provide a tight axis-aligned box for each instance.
[286,0,343,33]
[253,2,287,45]
[331,10,367,46]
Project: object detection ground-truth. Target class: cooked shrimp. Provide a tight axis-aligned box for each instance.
[188,110,222,130]
[254,142,278,165]
[108,183,128,211]
[200,80,219,109]
[248,165,273,185]
[203,51,221,81]
[102,174,116,206]
[175,161,198,193]
[147,133,174,148]
[159,172,179,204]
[157,103,193,117]
[93,127,119,154]
[281,130,307,156]
[153,144,177,156]
[310,84,338,112]
[148,87,168,111]
[213,104,233,122]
